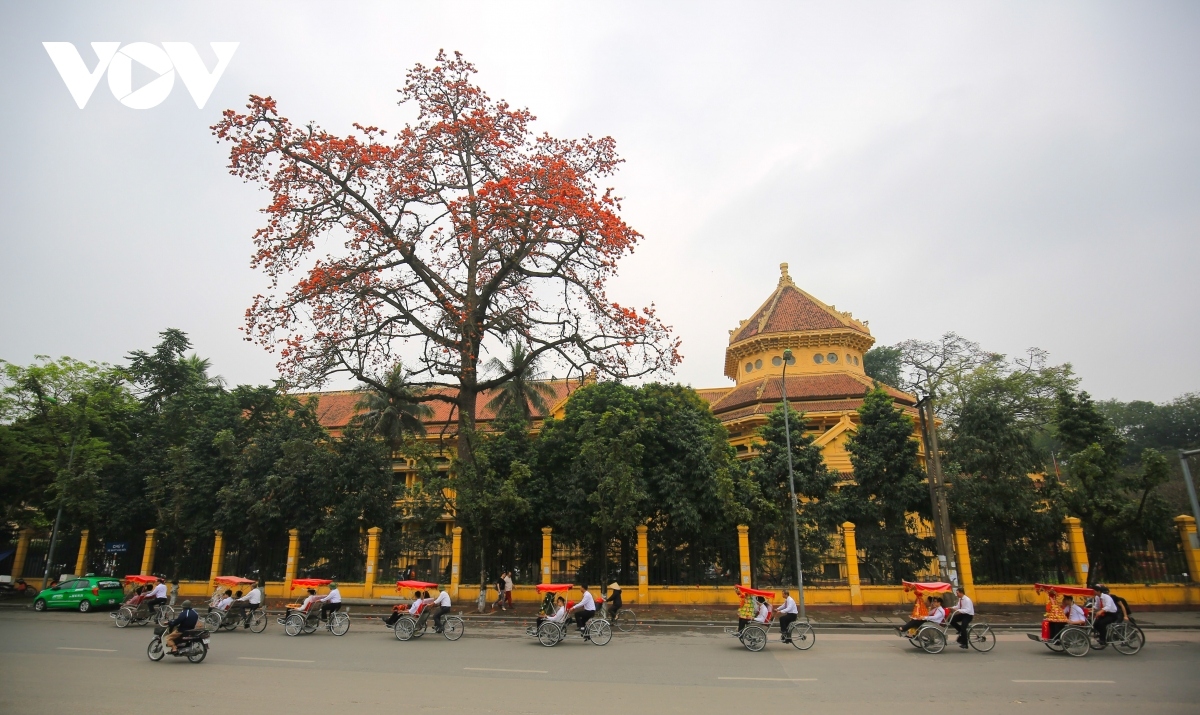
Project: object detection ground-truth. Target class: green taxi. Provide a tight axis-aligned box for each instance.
[33,575,125,612]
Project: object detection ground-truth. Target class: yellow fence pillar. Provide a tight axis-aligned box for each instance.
[737,524,751,588]
[1063,516,1089,585]
[208,530,224,590]
[364,527,382,596]
[283,529,300,593]
[74,529,90,576]
[450,526,462,599]
[636,525,649,604]
[11,528,33,579]
[1175,515,1200,583]
[140,529,157,576]
[540,527,552,585]
[954,527,975,601]
[842,522,862,608]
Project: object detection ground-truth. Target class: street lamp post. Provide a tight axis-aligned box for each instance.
[780,349,806,621]
[1179,449,1200,527]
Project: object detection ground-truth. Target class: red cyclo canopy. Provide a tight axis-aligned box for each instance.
[536,583,574,593]
[902,581,953,595]
[124,575,159,584]
[1034,583,1095,597]
[736,586,776,598]
[214,576,256,585]
[290,578,332,590]
[395,580,438,590]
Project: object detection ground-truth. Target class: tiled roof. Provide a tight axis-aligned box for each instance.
[730,265,869,343]
[708,373,914,416]
[296,379,583,432]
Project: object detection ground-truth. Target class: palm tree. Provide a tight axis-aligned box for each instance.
[484,343,558,423]
[355,363,434,450]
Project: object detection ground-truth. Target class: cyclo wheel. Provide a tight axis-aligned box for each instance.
[788,622,816,650]
[394,616,416,641]
[115,607,133,628]
[1109,622,1143,655]
[330,612,350,636]
[249,610,268,633]
[442,615,464,641]
[221,614,239,631]
[588,619,612,646]
[740,624,767,652]
[147,636,165,661]
[968,623,995,652]
[203,612,222,632]
[1060,627,1090,657]
[1088,630,1107,651]
[302,616,319,634]
[283,613,305,637]
[187,643,208,663]
[616,609,635,632]
[918,627,946,654]
[537,621,561,647]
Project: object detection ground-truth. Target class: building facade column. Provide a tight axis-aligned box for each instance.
[364,527,382,596]
[1063,516,1089,586]
[74,529,90,576]
[450,526,462,598]
[540,527,552,585]
[208,531,224,589]
[11,528,33,579]
[954,527,975,601]
[636,525,649,604]
[737,524,751,588]
[283,529,300,594]
[1174,515,1200,583]
[139,529,157,576]
[842,522,862,608]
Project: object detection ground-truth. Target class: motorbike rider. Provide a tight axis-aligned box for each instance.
[164,600,199,655]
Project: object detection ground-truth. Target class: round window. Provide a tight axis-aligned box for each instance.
[813,353,824,364]
[772,356,782,367]
[827,353,838,363]
[754,359,763,370]
[846,353,852,364]
[745,362,753,373]
[854,355,860,366]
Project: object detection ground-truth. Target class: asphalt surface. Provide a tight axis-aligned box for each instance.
[2,609,1198,714]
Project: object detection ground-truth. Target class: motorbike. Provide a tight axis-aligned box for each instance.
[147,625,209,663]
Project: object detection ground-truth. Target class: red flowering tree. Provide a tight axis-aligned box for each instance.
[213,51,680,467]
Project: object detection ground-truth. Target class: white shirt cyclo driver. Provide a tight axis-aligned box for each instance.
[956,594,974,616]
[779,596,798,615]
[246,587,263,606]
[576,590,596,612]
[433,590,451,608]
[321,587,342,604]
[151,582,167,599]
[1097,592,1117,614]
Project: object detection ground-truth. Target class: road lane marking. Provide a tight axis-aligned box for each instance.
[464,667,549,674]
[238,657,315,663]
[1012,680,1115,684]
[57,647,117,652]
[719,677,818,682]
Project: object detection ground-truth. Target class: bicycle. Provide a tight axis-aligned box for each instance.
[280,606,351,636]
[603,603,637,633]
[392,611,465,641]
[905,610,995,654]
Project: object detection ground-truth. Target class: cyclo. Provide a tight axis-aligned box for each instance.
[203,576,267,632]
[723,586,814,652]
[1025,583,1143,657]
[390,580,463,642]
[525,584,612,647]
[112,575,171,628]
[279,578,350,637]
[899,581,994,654]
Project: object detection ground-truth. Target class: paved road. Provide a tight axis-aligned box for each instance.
[2,610,1197,714]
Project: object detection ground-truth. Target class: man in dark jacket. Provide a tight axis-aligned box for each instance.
[165,600,199,654]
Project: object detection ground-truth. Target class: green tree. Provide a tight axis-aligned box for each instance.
[484,343,558,424]
[863,345,903,387]
[840,385,931,582]
[742,404,838,586]
[354,363,433,451]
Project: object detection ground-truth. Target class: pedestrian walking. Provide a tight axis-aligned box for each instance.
[503,571,513,608]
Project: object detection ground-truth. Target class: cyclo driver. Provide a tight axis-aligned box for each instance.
[568,584,597,639]
[165,600,199,654]
[416,587,452,633]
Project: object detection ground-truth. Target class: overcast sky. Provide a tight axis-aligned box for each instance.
[1,1,1197,402]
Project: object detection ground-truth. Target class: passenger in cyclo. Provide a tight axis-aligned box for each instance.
[1090,585,1119,645]
[778,589,798,643]
[384,590,428,627]
[214,589,234,613]
[1045,594,1086,640]
[568,584,598,639]
[753,596,771,626]
[896,595,945,636]
[416,587,452,633]
[736,588,756,633]
[949,586,974,649]
[318,582,342,621]
[537,596,568,630]
[285,588,320,620]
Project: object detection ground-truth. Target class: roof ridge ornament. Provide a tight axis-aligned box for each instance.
[779,262,793,286]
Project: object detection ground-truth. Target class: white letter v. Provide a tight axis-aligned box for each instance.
[163,42,239,109]
[43,42,120,109]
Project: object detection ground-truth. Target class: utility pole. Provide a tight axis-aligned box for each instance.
[915,396,957,586]
[780,349,807,620]
[1179,449,1200,527]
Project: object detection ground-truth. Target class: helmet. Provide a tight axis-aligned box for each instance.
[180,600,192,608]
